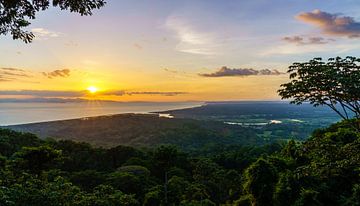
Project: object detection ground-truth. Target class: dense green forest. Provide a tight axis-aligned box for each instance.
[6,112,327,150]
[0,119,359,205]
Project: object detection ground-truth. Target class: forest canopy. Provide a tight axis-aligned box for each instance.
[0,119,360,205]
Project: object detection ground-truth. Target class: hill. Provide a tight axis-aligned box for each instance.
[5,113,261,150]
[5,102,342,150]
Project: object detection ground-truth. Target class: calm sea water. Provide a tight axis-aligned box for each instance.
[0,102,203,126]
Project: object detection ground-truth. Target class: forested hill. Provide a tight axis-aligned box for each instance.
[0,120,359,205]
[5,113,266,150]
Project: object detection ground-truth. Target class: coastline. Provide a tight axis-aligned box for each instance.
[0,101,205,126]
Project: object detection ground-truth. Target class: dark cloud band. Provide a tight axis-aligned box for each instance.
[0,90,188,98]
[282,36,332,45]
[42,69,71,78]
[199,66,283,77]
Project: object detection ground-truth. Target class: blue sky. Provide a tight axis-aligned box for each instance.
[1,0,360,101]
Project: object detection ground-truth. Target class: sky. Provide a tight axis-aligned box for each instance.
[1,0,360,102]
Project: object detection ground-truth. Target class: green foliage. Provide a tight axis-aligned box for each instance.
[143,185,163,206]
[278,56,360,121]
[106,171,143,196]
[11,145,62,174]
[293,189,322,206]
[273,171,299,206]
[0,129,42,157]
[69,170,105,191]
[1,120,360,205]
[234,195,252,206]
[243,158,278,206]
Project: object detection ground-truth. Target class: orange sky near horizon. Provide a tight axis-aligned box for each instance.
[1,1,360,102]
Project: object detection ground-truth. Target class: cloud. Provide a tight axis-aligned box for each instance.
[64,41,78,47]
[296,10,360,38]
[101,90,126,96]
[42,69,71,79]
[282,36,333,45]
[199,66,283,77]
[0,67,33,81]
[1,67,26,72]
[103,90,187,96]
[0,75,14,82]
[31,28,62,39]
[0,90,187,98]
[163,68,178,74]
[0,90,86,97]
[133,43,143,50]
[165,16,222,55]
[126,91,188,96]
[1,71,32,78]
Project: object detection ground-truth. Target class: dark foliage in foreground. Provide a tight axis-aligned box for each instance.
[0,120,359,205]
[279,56,360,121]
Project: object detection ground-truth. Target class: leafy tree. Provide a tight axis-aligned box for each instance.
[85,184,139,206]
[11,145,61,174]
[343,184,360,206]
[278,56,360,121]
[143,185,164,206]
[167,176,189,205]
[234,195,252,206]
[0,129,42,157]
[243,158,278,206]
[153,145,180,205]
[0,155,6,169]
[0,0,106,43]
[106,171,143,197]
[293,189,322,206]
[106,145,143,169]
[69,170,105,191]
[273,171,299,206]
[179,199,216,206]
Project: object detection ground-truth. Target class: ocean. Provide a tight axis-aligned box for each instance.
[0,102,203,126]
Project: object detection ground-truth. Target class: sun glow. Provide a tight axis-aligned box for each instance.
[87,86,98,94]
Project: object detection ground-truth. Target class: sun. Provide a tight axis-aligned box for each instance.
[87,86,98,94]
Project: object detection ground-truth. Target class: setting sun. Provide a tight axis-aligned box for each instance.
[87,86,98,94]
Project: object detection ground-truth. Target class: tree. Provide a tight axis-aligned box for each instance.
[0,0,106,43]
[12,145,61,174]
[278,56,360,121]
[153,145,180,205]
[106,171,143,196]
[243,158,278,206]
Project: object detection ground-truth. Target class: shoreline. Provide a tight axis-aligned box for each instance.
[0,102,205,126]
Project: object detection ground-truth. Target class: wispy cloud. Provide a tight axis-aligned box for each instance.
[165,16,222,55]
[31,28,62,39]
[0,68,33,81]
[103,90,188,96]
[199,66,283,77]
[101,90,126,96]
[282,36,333,45]
[42,69,71,79]
[0,75,14,82]
[296,10,360,38]
[0,90,86,97]
[1,68,26,72]
[133,43,143,50]
[0,90,188,98]
[126,91,188,96]
[163,68,179,74]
